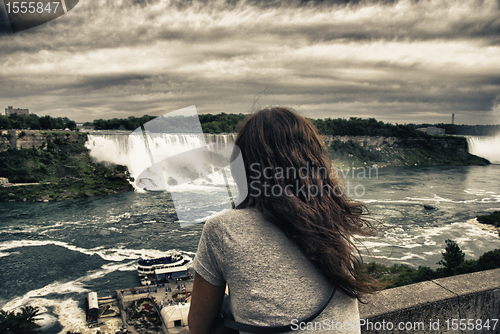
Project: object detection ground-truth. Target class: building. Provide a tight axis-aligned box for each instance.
[87,292,99,322]
[416,126,445,135]
[160,303,190,328]
[5,106,29,116]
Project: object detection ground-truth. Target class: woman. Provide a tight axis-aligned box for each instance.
[188,107,377,333]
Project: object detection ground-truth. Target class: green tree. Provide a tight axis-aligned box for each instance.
[0,306,41,334]
[476,249,500,271]
[0,115,12,129]
[438,239,465,276]
[39,115,54,129]
[66,120,77,131]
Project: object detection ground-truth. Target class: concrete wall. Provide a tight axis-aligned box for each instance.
[359,268,500,334]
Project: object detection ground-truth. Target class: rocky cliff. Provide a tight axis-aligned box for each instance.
[320,135,487,168]
[0,129,81,151]
[0,131,488,202]
[320,135,469,155]
[0,130,133,202]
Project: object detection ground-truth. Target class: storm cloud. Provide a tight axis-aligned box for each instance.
[1,0,499,124]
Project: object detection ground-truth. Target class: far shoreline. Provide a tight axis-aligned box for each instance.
[0,131,491,202]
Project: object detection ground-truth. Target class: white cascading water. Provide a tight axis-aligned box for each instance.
[84,133,132,169]
[85,133,238,184]
[466,135,500,164]
[85,132,241,226]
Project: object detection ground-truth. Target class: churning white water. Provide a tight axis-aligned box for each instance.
[85,133,238,184]
[467,135,500,164]
[85,132,242,225]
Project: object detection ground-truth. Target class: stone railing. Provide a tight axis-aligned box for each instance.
[116,269,499,333]
[359,268,500,333]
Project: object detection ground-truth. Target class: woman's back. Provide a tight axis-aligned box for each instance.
[193,208,361,333]
[189,107,375,333]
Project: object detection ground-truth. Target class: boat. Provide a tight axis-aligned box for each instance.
[137,254,192,285]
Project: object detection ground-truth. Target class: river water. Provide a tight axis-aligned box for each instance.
[0,134,498,333]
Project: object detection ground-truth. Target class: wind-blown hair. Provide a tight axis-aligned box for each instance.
[234,107,377,300]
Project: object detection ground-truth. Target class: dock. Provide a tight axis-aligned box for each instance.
[116,279,193,334]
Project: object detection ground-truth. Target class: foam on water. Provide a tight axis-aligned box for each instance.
[357,217,499,267]
[0,239,193,263]
[105,211,132,224]
[32,304,59,332]
[360,197,485,204]
[3,292,121,334]
[0,221,85,235]
[1,258,141,314]
[54,299,89,334]
[485,207,500,212]
[182,250,197,256]
[4,297,96,333]
[403,195,499,204]
[2,280,89,312]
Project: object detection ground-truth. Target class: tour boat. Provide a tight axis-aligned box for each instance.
[137,254,192,285]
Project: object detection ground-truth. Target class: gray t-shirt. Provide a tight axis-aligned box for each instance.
[193,208,361,333]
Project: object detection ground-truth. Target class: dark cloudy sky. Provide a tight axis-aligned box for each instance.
[1,0,500,124]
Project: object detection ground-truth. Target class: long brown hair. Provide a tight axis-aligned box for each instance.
[234,107,377,300]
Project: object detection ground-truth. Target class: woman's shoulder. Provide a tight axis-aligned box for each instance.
[203,207,272,239]
[206,207,264,226]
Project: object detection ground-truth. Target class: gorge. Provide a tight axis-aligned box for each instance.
[0,130,495,202]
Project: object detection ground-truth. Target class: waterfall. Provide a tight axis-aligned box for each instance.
[85,132,243,226]
[85,132,238,182]
[466,135,500,164]
[84,133,132,168]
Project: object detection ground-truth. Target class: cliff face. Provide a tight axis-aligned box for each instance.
[0,130,84,151]
[1,131,473,158]
[320,135,469,155]
[320,135,486,168]
[0,130,133,202]
[201,133,482,167]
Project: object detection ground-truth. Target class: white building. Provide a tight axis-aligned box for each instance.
[160,303,190,328]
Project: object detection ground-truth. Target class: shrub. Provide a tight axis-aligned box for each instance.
[477,211,500,227]
[362,240,499,289]
[476,249,500,271]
